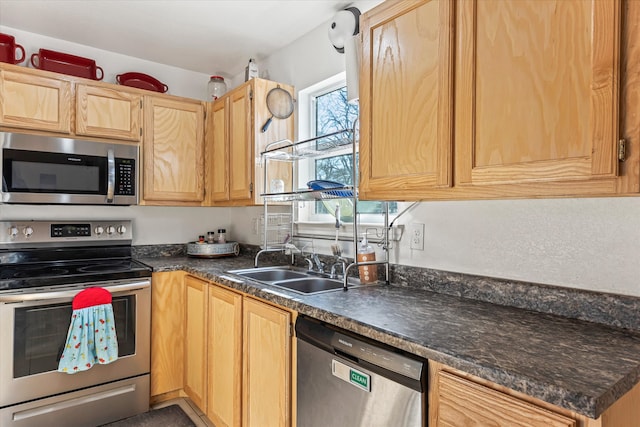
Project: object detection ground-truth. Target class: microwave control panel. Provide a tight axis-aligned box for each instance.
[115,159,136,196]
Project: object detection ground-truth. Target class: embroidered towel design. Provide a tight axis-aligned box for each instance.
[58,287,118,374]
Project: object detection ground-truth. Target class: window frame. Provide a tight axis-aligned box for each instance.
[296,73,398,231]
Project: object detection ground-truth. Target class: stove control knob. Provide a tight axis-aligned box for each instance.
[9,226,19,238]
[23,226,34,237]
[117,225,127,235]
[94,226,104,236]
[106,226,116,235]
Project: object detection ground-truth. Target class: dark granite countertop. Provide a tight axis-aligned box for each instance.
[138,254,640,419]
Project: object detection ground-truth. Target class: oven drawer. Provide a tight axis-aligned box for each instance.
[0,375,149,427]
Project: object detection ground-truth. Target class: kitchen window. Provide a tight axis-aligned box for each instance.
[297,73,396,226]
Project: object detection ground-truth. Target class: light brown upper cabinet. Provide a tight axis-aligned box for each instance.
[0,64,72,134]
[142,95,205,205]
[454,0,622,196]
[75,84,142,142]
[207,96,232,202]
[360,0,639,200]
[359,0,454,200]
[204,78,294,206]
[0,63,143,141]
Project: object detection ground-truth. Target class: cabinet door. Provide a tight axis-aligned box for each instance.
[436,371,576,427]
[359,0,454,200]
[207,97,230,203]
[242,298,291,427]
[455,0,622,193]
[76,84,142,141]
[184,275,208,412]
[150,271,185,398]
[207,284,243,427]
[229,84,253,203]
[253,79,294,204]
[143,96,205,204]
[0,68,71,133]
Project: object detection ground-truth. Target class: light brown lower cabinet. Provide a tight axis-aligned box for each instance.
[184,275,209,411]
[207,283,243,427]
[150,271,186,400]
[430,361,640,427]
[242,297,292,427]
[179,277,294,427]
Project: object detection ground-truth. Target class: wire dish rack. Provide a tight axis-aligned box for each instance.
[256,125,391,287]
[260,186,356,202]
[259,213,293,250]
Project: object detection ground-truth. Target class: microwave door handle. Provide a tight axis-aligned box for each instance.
[107,148,115,203]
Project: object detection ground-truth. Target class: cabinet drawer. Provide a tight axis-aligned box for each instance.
[437,371,576,427]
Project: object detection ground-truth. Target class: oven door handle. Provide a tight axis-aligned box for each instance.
[106,148,115,203]
[0,280,150,303]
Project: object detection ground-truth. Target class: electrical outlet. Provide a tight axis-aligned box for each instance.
[410,223,425,250]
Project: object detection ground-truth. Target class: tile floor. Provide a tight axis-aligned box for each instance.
[152,397,215,427]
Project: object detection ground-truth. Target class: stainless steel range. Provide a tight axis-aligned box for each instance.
[0,220,151,427]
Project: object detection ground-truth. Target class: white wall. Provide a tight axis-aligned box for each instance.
[0,204,239,246]
[0,26,211,100]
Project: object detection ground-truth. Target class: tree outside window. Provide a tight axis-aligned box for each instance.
[313,87,396,218]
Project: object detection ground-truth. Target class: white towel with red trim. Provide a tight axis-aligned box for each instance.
[58,287,118,374]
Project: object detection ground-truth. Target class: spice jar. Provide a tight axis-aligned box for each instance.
[207,231,216,244]
[217,229,226,244]
[208,76,227,101]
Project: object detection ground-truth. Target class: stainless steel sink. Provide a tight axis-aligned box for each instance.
[232,269,309,283]
[270,277,345,294]
[227,267,356,295]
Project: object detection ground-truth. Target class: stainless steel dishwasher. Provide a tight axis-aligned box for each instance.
[296,316,427,427]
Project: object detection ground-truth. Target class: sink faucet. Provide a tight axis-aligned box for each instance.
[330,257,348,279]
[303,256,314,271]
[310,253,325,274]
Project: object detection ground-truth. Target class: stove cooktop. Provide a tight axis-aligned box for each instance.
[0,258,152,291]
[0,220,152,292]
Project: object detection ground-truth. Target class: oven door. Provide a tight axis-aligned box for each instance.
[0,132,138,205]
[0,279,150,408]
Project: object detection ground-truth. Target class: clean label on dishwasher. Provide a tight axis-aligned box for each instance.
[332,359,371,392]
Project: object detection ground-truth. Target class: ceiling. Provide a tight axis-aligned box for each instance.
[0,0,380,78]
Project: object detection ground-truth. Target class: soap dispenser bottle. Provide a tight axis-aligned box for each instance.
[356,234,377,283]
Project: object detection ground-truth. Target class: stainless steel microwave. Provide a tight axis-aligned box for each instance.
[1,132,138,205]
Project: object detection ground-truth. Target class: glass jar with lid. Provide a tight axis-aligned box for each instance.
[208,76,227,101]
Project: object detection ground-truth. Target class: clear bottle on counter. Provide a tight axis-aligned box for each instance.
[217,228,226,244]
[208,76,227,101]
[207,231,216,244]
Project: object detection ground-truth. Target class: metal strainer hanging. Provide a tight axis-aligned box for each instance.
[261,86,294,133]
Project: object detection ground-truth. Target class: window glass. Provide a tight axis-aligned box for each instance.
[312,86,396,219]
